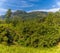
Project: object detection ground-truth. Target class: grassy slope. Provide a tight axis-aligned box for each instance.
[0,44,60,53]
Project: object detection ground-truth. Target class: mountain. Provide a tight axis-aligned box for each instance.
[0,15,5,19]
[1,10,48,19]
[12,10,27,16]
[28,11,47,18]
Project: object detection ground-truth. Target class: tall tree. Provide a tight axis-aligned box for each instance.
[5,9,12,23]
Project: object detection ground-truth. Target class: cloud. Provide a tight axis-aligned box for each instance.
[0,8,7,15]
[29,0,39,2]
[0,0,34,15]
[52,5,56,8]
[55,0,60,7]
[17,0,34,7]
[2,0,34,8]
[0,0,60,15]
[28,8,60,12]
[57,2,60,6]
[0,0,6,2]
[0,0,6,3]
[0,8,60,15]
[0,8,16,15]
[0,0,6,5]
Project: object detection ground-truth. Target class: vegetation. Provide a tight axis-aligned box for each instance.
[0,44,60,53]
[5,9,12,23]
[0,9,60,52]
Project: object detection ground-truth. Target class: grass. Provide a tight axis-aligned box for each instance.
[0,44,60,53]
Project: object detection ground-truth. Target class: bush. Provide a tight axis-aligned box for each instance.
[0,24,19,45]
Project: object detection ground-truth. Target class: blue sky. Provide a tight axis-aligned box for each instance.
[0,0,60,15]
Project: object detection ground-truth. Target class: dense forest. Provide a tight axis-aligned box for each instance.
[0,9,60,48]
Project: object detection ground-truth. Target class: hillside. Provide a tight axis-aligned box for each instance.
[0,9,60,53]
[0,0,60,53]
[1,10,48,19]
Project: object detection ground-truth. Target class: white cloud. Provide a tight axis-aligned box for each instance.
[0,8,18,15]
[28,8,60,12]
[0,8,7,11]
[0,8,7,15]
[0,0,7,7]
[29,0,39,2]
[0,0,60,15]
[57,2,60,6]
[52,5,56,8]
[0,8,60,15]
[20,0,34,7]
[1,0,34,8]
[55,0,60,7]
[20,4,33,7]
[0,0,6,2]
[0,0,6,4]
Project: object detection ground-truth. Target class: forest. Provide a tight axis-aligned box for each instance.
[0,9,60,53]
[0,9,60,47]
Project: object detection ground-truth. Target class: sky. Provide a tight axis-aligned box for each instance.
[0,0,60,15]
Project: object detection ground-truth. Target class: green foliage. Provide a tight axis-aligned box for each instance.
[16,12,60,48]
[5,9,12,23]
[1,9,60,48]
[0,24,19,45]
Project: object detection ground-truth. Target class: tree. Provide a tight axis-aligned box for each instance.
[5,9,12,23]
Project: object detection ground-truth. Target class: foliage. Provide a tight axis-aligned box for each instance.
[0,10,60,48]
[0,24,19,45]
[5,9,12,23]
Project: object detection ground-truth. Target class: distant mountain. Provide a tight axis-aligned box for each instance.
[1,10,48,19]
[28,11,47,18]
[0,15,5,19]
[12,10,48,19]
[12,10,27,16]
